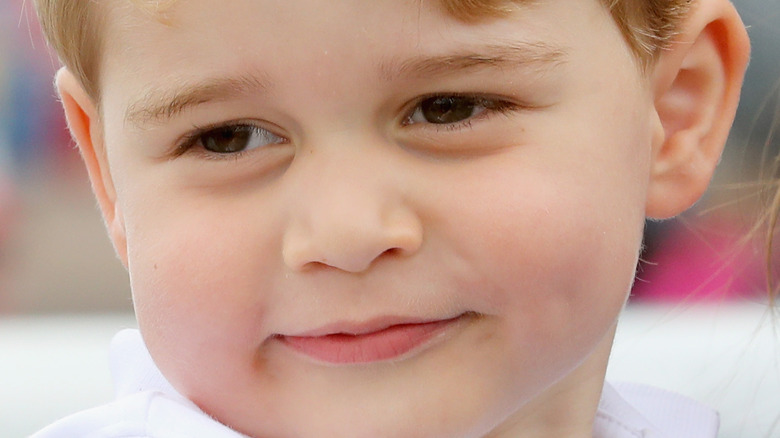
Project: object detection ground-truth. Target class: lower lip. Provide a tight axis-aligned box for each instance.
[278,317,462,365]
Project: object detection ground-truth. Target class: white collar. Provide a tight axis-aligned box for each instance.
[594,381,719,437]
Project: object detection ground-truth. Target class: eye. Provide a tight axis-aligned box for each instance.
[198,125,284,154]
[405,95,514,126]
[175,123,286,158]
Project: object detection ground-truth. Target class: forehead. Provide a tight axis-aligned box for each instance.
[124,0,527,21]
[109,0,532,50]
[96,0,634,130]
[100,0,573,78]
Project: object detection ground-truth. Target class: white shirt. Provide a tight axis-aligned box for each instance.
[595,382,718,437]
[32,329,718,438]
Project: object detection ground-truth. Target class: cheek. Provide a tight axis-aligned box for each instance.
[432,145,648,363]
[119,189,282,370]
[473,181,642,313]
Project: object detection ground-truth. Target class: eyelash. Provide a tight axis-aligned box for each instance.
[172,122,282,160]
[401,93,523,132]
[171,93,522,159]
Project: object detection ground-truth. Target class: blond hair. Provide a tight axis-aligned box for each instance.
[34,0,694,102]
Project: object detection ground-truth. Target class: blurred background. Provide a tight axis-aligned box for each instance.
[0,1,779,437]
[1,1,134,315]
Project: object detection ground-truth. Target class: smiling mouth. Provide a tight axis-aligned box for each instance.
[276,314,470,365]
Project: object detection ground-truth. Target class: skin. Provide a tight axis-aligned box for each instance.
[56,0,748,437]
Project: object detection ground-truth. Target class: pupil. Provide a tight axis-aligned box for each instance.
[421,97,475,124]
[204,127,252,153]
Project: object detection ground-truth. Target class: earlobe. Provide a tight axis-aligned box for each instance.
[646,0,750,219]
[56,68,129,267]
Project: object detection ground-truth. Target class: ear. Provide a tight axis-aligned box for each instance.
[56,68,129,268]
[645,0,750,219]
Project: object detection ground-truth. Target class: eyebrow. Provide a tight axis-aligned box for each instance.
[124,41,566,127]
[379,41,567,81]
[124,73,270,127]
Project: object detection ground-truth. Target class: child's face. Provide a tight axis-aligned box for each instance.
[95,0,656,436]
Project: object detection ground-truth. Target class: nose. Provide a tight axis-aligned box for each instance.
[282,146,423,273]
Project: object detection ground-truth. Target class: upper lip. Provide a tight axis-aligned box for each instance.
[279,313,466,338]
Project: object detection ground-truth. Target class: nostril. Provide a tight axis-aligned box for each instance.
[382,247,401,257]
[298,259,333,272]
[282,203,423,273]
[380,246,413,259]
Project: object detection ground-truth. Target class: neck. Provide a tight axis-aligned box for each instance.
[486,324,617,438]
